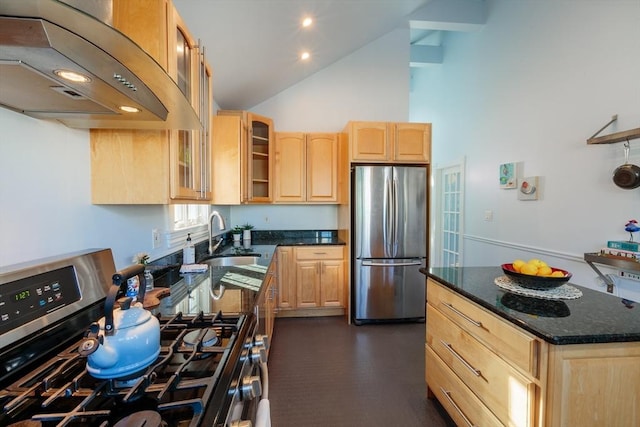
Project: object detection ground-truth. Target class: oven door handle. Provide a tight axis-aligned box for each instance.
[210,282,225,300]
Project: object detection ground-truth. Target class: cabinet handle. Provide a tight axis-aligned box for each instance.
[439,387,477,427]
[442,302,483,328]
[440,340,481,377]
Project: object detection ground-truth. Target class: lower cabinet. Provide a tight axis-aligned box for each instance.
[426,277,640,427]
[276,245,345,317]
[258,254,278,352]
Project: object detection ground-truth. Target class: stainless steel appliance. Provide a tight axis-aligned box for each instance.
[0,0,201,129]
[0,249,268,426]
[352,165,427,324]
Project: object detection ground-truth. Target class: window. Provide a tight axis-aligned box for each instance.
[172,204,209,230]
[433,161,464,267]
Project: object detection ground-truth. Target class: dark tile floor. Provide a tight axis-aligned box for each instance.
[268,316,455,427]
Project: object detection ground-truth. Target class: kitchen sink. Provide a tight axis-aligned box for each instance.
[198,256,260,267]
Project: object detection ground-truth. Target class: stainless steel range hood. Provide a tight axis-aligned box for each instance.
[0,0,201,130]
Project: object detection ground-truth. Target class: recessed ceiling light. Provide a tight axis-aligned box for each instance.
[54,69,91,83]
[302,17,313,28]
[300,51,311,61]
[119,105,140,113]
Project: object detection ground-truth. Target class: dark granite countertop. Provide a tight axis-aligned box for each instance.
[149,230,345,316]
[425,266,640,345]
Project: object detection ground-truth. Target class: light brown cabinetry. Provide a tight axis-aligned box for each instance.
[345,121,431,163]
[426,278,543,427]
[213,111,274,204]
[91,0,212,204]
[262,256,277,344]
[276,246,345,317]
[274,132,339,203]
[426,277,640,427]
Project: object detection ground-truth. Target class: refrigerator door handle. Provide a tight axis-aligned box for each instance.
[392,171,399,256]
[384,175,393,255]
[362,260,423,267]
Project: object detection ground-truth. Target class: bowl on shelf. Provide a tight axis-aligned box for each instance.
[501,264,572,290]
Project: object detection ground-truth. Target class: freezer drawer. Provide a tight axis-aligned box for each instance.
[353,258,426,323]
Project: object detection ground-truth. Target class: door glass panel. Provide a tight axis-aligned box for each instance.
[441,167,462,267]
[176,28,191,100]
[178,130,194,189]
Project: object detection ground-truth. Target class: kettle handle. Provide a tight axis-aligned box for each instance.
[104,264,145,336]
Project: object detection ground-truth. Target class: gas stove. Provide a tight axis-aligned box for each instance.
[0,249,267,427]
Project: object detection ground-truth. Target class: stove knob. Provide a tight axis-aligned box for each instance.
[249,345,267,364]
[230,421,252,427]
[254,334,269,350]
[240,375,262,400]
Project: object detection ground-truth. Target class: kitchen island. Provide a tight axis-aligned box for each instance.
[424,266,640,427]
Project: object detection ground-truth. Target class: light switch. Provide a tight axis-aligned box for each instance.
[484,210,493,221]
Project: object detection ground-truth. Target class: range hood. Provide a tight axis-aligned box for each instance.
[0,0,201,130]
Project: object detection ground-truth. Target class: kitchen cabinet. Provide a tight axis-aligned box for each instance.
[277,247,295,310]
[261,255,278,345]
[215,110,274,204]
[345,121,431,163]
[426,276,640,427]
[427,278,542,427]
[91,0,212,204]
[276,246,345,317]
[274,132,340,203]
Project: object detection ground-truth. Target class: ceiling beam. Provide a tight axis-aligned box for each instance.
[409,0,487,32]
[410,45,443,66]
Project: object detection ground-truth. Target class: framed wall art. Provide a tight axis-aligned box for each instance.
[499,162,517,189]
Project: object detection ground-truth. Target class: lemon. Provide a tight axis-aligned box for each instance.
[550,270,565,278]
[520,263,538,276]
[538,266,552,276]
[528,258,547,268]
[512,259,526,272]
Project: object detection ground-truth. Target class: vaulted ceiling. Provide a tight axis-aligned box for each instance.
[173,0,486,110]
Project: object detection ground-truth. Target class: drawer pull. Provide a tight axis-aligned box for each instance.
[442,302,483,327]
[440,340,481,377]
[439,387,477,427]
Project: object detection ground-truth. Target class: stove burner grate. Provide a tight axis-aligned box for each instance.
[1,311,248,427]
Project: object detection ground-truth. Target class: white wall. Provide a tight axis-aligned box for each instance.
[410,0,640,290]
[229,28,412,226]
[253,28,411,130]
[0,109,173,269]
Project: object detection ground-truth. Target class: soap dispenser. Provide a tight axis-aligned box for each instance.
[183,233,195,264]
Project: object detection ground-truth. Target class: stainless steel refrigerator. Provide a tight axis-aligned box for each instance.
[352,165,427,324]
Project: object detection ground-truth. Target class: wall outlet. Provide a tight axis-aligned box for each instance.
[152,228,161,249]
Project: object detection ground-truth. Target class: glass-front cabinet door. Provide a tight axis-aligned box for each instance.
[170,22,211,201]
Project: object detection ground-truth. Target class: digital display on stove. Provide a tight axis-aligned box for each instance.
[0,266,81,336]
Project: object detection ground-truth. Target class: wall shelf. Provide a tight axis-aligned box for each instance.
[584,252,640,293]
[587,115,640,145]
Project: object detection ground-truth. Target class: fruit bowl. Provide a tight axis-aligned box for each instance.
[501,264,572,290]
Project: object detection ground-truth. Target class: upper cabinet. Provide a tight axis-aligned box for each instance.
[274,132,341,203]
[346,121,431,163]
[90,0,212,204]
[213,111,274,204]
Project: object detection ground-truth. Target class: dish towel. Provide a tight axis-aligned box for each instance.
[255,399,271,427]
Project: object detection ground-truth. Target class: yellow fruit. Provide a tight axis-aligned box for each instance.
[538,266,552,276]
[520,263,538,276]
[550,270,565,278]
[512,259,526,272]
[528,258,545,268]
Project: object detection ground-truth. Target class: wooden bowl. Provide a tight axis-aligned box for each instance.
[501,264,572,290]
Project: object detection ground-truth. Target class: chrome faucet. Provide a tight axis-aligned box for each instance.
[208,210,226,255]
